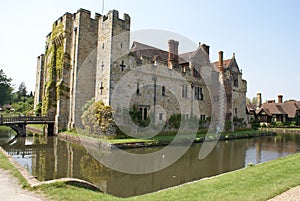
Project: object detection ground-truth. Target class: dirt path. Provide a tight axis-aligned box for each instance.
[268,186,300,201]
[0,169,47,201]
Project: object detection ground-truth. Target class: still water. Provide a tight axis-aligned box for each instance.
[0,132,300,197]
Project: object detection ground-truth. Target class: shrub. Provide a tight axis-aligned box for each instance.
[168,114,181,129]
[81,101,116,136]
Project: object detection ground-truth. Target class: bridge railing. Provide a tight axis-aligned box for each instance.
[0,115,55,124]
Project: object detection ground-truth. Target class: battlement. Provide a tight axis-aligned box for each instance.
[75,8,102,21]
[100,9,130,23]
[52,8,102,29]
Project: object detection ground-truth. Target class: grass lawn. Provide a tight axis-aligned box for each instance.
[34,153,300,201]
[59,130,270,145]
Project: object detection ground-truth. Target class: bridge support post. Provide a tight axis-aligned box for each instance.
[47,123,54,136]
[18,124,26,136]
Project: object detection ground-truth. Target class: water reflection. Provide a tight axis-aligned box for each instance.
[1,134,300,197]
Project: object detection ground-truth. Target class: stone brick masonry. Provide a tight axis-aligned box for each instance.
[34,8,247,133]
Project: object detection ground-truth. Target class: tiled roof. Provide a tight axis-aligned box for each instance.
[130,41,169,63]
[279,101,300,118]
[130,42,207,65]
[179,51,196,64]
[257,101,300,118]
[213,59,232,68]
[246,103,256,112]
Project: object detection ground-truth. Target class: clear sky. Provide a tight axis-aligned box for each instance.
[1,0,299,102]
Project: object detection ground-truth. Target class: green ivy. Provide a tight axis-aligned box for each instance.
[41,22,66,115]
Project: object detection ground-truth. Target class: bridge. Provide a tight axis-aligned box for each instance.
[0,115,55,136]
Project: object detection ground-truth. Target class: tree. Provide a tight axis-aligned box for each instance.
[0,69,13,105]
[246,97,257,105]
[18,82,27,97]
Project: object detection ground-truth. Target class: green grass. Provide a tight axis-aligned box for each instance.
[0,149,30,188]
[34,153,300,201]
[0,126,16,133]
[61,129,270,146]
[1,136,300,200]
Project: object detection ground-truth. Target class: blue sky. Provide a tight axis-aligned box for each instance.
[0,0,299,102]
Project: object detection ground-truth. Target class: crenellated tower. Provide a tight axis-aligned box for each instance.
[95,10,131,105]
[37,8,101,133]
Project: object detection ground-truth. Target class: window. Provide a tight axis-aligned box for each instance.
[136,82,140,95]
[235,108,238,115]
[159,113,163,121]
[183,114,189,120]
[101,61,104,71]
[182,85,188,98]
[139,108,143,120]
[213,96,219,102]
[200,115,206,121]
[143,108,148,120]
[102,43,104,49]
[162,86,165,96]
[120,43,123,49]
[194,87,204,100]
[139,106,149,120]
[233,74,239,87]
[99,82,104,95]
[193,67,200,78]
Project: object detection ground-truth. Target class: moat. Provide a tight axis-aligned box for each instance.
[0,131,300,198]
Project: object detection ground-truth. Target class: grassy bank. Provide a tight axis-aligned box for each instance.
[0,148,30,188]
[63,129,269,145]
[1,134,300,200]
[35,154,300,201]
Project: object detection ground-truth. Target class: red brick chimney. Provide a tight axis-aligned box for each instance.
[256,93,262,110]
[168,40,179,68]
[218,51,224,72]
[278,95,283,103]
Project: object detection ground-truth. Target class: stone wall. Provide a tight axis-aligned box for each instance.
[34,54,45,111]
[96,10,131,106]
[68,9,99,130]
[35,8,248,133]
[38,9,100,133]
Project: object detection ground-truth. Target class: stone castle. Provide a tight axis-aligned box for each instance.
[34,8,247,133]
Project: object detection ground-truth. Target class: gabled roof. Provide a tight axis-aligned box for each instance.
[257,103,286,116]
[213,54,240,72]
[130,41,209,65]
[179,51,196,64]
[257,101,300,118]
[279,101,300,118]
[246,103,256,112]
[213,59,232,68]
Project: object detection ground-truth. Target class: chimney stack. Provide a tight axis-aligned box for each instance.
[278,95,283,103]
[168,39,179,68]
[201,44,210,57]
[218,51,224,72]
[256,93,262,109]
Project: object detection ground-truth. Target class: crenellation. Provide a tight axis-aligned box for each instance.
[35,8,248,133]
